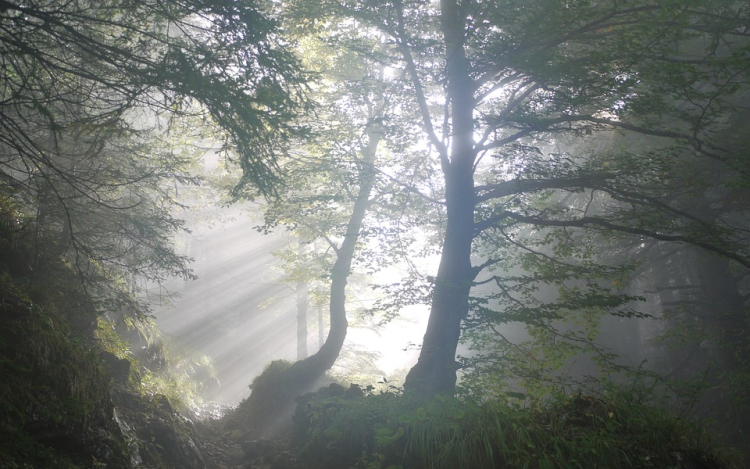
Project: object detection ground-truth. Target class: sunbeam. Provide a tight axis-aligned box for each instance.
[153,203,428,404]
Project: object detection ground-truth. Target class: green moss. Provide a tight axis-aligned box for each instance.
[250,359,295,392]
[0,277,105,421]
[222,360,295,435]
[223,359,341,440]
[0,190,211,468]
[0,275,127,468]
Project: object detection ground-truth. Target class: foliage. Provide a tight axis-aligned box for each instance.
[459,204,648,400]
[0,0,306,194]
[95,315,219,410]
[0,274,129,469]
[223,360,294,431]
[295,386,742,469]
[0,0,308,320]
[632,247,750,453]
[223,359,338,439]
[0,195,217,468]
[111,390,206,469]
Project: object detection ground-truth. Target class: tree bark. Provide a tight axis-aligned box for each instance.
[404,0,478,396]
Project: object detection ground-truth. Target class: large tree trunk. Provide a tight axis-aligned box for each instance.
[404,0,478,396]
[402,167,476,395]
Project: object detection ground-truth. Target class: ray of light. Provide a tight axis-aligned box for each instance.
[153,202,432,405]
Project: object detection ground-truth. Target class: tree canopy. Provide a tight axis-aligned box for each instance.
[0,0,306,298]
[263,0,750,398]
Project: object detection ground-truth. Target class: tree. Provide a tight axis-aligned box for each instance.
[294,0,750,396]
[227,18,402,435]
[295,241,310,360]
[587,109,750,450]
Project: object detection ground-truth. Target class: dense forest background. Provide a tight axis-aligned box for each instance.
[1,0,749,468]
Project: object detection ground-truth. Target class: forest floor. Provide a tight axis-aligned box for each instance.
[197,412,306,469]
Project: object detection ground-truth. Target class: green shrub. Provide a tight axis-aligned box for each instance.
[294,387,742,469]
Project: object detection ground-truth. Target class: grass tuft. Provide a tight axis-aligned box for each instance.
[294,386,743,469]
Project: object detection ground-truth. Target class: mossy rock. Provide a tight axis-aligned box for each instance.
[0,277,132,468]
[112,390,206,469]
[223,360,339,441]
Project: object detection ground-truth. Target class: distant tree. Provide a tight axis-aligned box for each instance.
[295,241,310,360]
[586,109,750,451]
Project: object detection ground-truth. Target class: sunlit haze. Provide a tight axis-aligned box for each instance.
[153,203,428,405]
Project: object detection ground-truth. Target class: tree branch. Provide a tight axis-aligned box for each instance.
[490,211,750,268]
[475,175,613,203]
[392,0,448,165]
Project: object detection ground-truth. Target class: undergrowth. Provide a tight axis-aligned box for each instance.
[224,359,341,440]
[0,195,214,468]
[0,275,122,468]
[295,385,743,469]
[95,315,218,409]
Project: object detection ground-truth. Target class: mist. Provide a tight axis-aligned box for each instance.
[152,202,430,405]
[2,0,748,467]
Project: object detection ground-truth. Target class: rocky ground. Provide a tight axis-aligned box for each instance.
[200,431,302,469]
[187,403,307,469]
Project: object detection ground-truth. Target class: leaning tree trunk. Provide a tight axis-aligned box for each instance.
[232,123,383,438]
[403,0,479,397]
[287,122,382,383]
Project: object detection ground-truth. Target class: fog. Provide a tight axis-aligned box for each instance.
[152,202,429,404]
